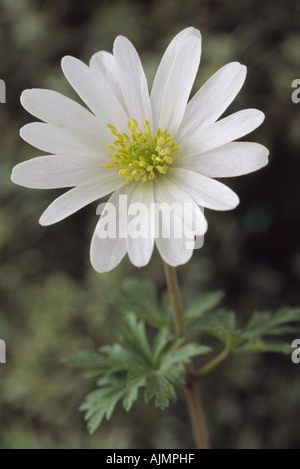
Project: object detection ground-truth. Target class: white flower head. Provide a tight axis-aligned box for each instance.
[11,27,268,272]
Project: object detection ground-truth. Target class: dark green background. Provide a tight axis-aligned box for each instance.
[0,0,299,448]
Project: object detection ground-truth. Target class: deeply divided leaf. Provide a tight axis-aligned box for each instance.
[68,314,207,433]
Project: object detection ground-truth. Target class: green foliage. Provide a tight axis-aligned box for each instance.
[184,291,225,324]
[68,278,300,434]
[108,278,300,379]
[111,279,300,359]
[111,278,171,328]
[194,306,300,356]
[66,314,210,434]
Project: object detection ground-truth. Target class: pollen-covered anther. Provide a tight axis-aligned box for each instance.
[105,119,178,183]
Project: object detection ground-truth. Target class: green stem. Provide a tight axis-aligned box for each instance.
[193,347,231,379]
[163,262,210,450]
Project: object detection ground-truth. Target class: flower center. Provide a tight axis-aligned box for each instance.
[105,119,179,183]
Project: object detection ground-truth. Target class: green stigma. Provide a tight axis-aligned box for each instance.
[105,118,179,183]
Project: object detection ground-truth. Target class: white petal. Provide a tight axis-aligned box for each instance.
[155,177,207,236]
[154,177,207,266]
[177,62,247,140]
[11,155,102,189]
[127,182,155,268]
[155,233,194,266]
[90,228,127,273]
[61,56,128,130]
[150,27,201,135]
[167,168,239,211]
[181,142,269,177]
[113,36,152,127]
[20,123,106,161]
[90,51,126,110]
[39,173,122,225]
[91,185,130,273]
[178,109,265,161]
[21,89,104,143]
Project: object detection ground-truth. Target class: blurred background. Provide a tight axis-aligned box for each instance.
[0,0,300,449]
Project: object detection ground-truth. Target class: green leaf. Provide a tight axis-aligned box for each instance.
[122,314,153,364]
[144,373,176,410]
[158,338,185,366]
[80,377,126,434]
[68,313,210,433]
[244,308,300,338]
[122,377,146,412]
[196,309,237,334]
[184,291,224,323]
[100,343,142,373]
[70,298,300,434]
[235,340,293,355]
[163,366,185,389]
[65,344,142,375]
[111,278,171,328]
[194,306,300,366]
[64,350,107,368]
[152,327,170,363]
[164,343,211,366]
[195,309,241,350]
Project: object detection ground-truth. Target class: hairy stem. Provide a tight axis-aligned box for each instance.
[163,262,210,450]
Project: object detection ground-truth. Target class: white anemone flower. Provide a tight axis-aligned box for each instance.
[11,27,268,272]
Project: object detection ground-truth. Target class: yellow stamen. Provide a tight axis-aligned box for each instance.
[105,119,179,183]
